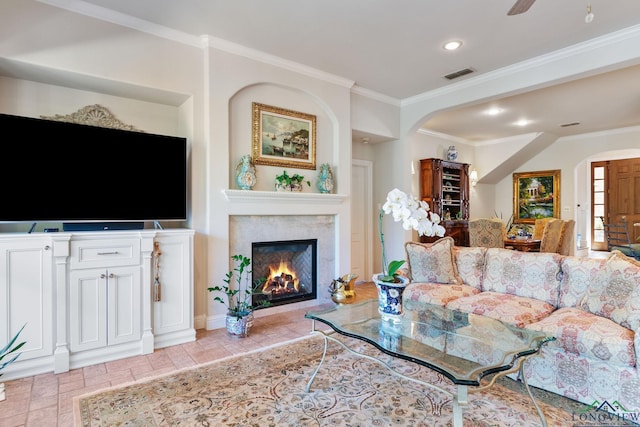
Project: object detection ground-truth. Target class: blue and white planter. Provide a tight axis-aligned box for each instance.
[373,274,409,324]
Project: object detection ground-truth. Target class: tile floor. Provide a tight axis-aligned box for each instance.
[0,282,378,427]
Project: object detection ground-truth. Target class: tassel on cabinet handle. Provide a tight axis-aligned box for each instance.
[154,278,161,302]
[153,241,162,302]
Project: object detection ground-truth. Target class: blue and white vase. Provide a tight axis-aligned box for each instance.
[447,145,458,161]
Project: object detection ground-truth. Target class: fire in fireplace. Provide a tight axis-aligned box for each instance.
[252,239,317,308]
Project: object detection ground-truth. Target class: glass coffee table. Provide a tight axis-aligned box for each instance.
[305,299,555,427]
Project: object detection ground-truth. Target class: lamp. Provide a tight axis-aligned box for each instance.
[585,3,594,23]
[470,169,478,187]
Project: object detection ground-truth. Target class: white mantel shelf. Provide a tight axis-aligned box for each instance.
[222,189,348,216]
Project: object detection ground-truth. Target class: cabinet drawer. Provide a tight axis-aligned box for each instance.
[70,239,141,269]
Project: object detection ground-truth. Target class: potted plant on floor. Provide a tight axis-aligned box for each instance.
[0,324,26,401]
[208,254,269,337]
[275,170,310,192]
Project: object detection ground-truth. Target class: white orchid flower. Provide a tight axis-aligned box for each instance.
[379,188,446,279]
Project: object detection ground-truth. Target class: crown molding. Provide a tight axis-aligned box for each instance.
[37,0,201,47]
[39,1,354,90]
[558,124,640,142]
[201,36,354,90]
[351,85,400,106]
[417,129,471,145]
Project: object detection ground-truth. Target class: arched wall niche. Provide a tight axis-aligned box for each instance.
[228,82,339,192]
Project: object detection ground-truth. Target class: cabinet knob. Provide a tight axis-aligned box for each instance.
[109,273,114,279]
[44,245,50,250]
[100,273,106,279]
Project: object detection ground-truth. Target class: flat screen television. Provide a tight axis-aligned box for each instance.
[0,113,188,230]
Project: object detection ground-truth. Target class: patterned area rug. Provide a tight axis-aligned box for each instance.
[74,334,623,426]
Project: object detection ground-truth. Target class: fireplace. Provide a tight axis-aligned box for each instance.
[252,239,317,308]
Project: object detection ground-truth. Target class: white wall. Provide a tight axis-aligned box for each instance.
[207,46,353,323]
[0,1,353,330]
[493,127,640,247]
[2,0,640,331]
[229,84,335,192]
[351,92,400,139]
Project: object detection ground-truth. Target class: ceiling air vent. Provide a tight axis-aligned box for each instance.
[560,122,581,127]
[443,68,475,80]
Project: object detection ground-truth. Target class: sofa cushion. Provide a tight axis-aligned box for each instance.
[405,238,461,285]
[558,256,607,308]
[481,248,562,306]
[579,250,640,331]
[445,291,556,328]
[525,307,636,368]
[453,246,487,290]
[403,282,481,307]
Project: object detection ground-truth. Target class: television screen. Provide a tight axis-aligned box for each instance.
[0,113,188,226]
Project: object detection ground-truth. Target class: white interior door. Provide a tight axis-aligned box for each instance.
[351,160,373,283]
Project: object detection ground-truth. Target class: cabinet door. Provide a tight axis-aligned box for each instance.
[419,158,470,246]
[69,269,107,352]
[441,161,468,220]
[153,233,194,346]
[107,266,141,346]
[0,239,53,362]
[420,159,440,215]
[70,266,140,351]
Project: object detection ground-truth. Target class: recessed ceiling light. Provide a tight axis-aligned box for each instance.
[515,119,530,127]
[443,40,463,51]
[485,107,503,116]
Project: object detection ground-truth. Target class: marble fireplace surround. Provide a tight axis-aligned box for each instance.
[225,190,347,317]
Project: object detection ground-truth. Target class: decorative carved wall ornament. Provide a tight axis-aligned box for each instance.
[40,104,143,132]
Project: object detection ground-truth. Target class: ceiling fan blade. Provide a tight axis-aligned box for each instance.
[507,0,536,15]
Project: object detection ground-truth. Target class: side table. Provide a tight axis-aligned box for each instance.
[504,238,541,252]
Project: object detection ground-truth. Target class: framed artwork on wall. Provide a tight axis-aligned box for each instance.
[513,169,561,224]
[251,102,316,170]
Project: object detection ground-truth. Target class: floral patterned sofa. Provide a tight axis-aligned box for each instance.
[401,237,640,417]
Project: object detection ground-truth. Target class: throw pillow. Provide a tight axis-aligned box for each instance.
[453,246,487,290]
[404,237,461,285]
[579,250,640,331]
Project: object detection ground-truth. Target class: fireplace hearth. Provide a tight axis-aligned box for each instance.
[252,239,317,308]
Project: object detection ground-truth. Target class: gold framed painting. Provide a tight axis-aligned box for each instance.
[251,102,316,170]
[513,170,561,224]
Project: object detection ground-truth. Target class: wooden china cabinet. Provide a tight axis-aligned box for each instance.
[419,158,470,246]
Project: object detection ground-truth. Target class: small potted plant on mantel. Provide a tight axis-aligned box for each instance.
[208,255,270,337]
[0,324,26,401]
[275,170,311,192]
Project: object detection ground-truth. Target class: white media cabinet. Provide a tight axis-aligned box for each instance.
[0,228,195,381]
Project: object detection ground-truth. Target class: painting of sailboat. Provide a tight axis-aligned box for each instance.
[252,102,316,169]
